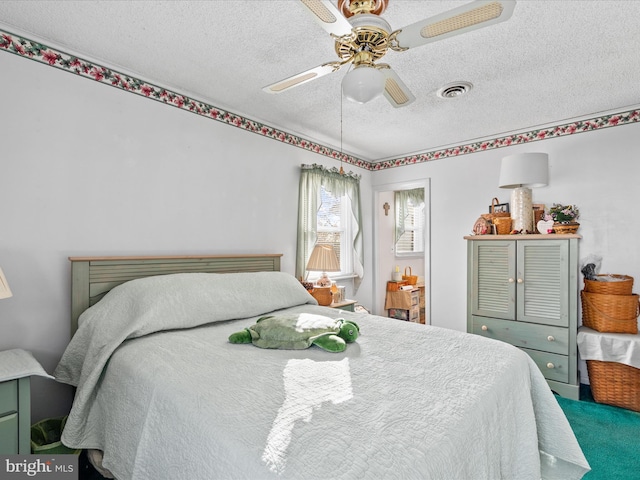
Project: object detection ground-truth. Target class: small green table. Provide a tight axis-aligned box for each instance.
[0,349,52,454]
[329,299,357,312]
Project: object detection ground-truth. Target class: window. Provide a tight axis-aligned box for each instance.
[296,164,363,287]
[316,185,353,276]
[395,188,425,256]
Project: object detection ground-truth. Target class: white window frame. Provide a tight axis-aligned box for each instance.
[311,185,355,280]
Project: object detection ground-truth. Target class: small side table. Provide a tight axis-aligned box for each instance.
[385,288,421,322]
[329,299,357,312]
[0,349,53,454]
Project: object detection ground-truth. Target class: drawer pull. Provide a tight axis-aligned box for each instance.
[546,362,555,369]
[517,278,524,284]
[547,336,555,342]
[481,325,488,331]
[508,278,515,283]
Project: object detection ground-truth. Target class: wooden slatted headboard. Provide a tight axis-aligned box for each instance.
[69,254,282,335]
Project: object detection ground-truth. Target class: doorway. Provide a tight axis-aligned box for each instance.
[372,179,431,323]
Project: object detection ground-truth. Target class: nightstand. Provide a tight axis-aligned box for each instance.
[329,299,357,312]
[0,349,53,454]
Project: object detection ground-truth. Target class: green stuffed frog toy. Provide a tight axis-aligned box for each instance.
[228,313,359,353]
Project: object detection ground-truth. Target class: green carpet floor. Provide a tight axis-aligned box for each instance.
[556,385,640,480]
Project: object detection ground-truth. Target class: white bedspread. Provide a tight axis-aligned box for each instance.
[55,272,589,480]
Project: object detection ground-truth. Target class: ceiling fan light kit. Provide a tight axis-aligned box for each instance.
[342,65,385,103]
[264,0,516,108]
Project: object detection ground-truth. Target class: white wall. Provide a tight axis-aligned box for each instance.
[0,51,372,421]
[372,123,640,338]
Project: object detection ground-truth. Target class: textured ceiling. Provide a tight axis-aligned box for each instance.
[1,1,639,162]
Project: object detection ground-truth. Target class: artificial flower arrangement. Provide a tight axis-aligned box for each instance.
[548,204,580,224]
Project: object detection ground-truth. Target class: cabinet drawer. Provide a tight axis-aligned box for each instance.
[521,348,569,383]
[411,290,420,306]
[471,316,568,355]
[0,381,18,416]
[389,306,420,322]
[0,412,18,454]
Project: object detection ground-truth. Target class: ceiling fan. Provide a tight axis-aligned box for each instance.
[263,0,516,108]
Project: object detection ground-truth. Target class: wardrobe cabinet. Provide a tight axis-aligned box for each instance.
[465,235,581,399]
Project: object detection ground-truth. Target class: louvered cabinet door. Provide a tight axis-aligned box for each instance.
[469,241,516,320]
[517,240,569,327]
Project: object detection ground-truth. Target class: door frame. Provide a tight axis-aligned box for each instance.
[372,179,431,323]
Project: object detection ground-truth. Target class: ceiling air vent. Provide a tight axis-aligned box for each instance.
[437,81,473,99]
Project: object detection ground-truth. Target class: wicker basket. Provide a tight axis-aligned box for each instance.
[402,267,418,285]
[587,360,640,412]
[581,291,639,334]
[387,280,407,292]
[553,222,580,234]
[481,197,510,222]
[585,274,634,295]
[493,216,512,235]
[310,287,333,306]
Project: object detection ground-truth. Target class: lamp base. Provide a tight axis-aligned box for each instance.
[316,272,332,287]
[510,187,533,232]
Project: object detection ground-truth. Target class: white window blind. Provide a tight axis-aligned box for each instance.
[316,185,354,276]
[395,188,425,255]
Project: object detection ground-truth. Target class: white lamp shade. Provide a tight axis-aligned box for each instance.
[499,153,549,189]
[306,244,340,272]
[0,267,12,299]
[342,66,384,104]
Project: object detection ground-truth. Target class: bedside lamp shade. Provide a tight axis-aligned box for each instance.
[306,244,340,287]
[0,267,12,299]
[499,153,549,232]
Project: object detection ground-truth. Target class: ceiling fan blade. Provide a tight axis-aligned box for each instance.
[263,63,345,94]
[379,66,415,108]
[393,0,516,50]
[299,0,353,37]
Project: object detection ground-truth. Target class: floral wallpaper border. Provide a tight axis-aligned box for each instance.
[2,29,638,172]
[370,109,640,170]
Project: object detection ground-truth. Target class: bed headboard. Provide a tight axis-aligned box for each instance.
[69,254,282,335]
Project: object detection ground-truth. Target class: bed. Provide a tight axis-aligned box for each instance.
[55,254,590,480]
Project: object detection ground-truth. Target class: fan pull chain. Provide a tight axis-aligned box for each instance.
[340,86,345,175]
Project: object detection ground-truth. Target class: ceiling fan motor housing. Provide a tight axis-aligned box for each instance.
[336,14,392,66]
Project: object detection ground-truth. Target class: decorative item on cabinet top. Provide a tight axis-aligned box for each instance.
[549,203,580,234]
[499,153,549,233]
[472,216,492,235]
[473,197,511,235]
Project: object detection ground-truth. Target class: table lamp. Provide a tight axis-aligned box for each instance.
[0,267,12,299]
[306,244,340,287]
[499,153,549,232]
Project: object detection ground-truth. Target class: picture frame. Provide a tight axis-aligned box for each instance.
[532,204,545,224]
[489,202,509,214]
[532,204,545,212]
